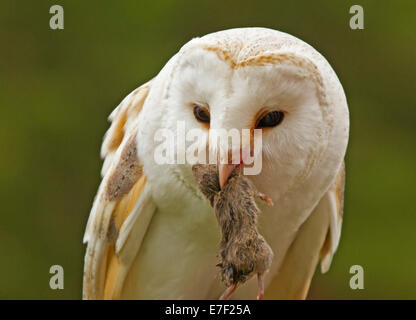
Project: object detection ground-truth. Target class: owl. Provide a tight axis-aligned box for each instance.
[83,27,349,299]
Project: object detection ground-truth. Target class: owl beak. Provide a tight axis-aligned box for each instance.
[219,163,237,189]
[218,148,244,188]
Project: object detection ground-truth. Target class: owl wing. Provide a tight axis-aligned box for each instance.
[83,80,156,299]
[265,162,345,299]
[319,161,345,273]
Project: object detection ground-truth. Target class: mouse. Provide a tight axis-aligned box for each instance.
[192,164,274,300]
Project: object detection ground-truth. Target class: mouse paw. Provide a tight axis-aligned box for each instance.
[258,193,274,206]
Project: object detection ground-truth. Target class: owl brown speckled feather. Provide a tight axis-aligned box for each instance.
[192,164,274,300]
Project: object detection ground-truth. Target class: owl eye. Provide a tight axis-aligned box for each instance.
[193,104,210,124]
[256,111,284,128]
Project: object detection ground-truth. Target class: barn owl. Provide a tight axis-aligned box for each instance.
[83,27,349,300]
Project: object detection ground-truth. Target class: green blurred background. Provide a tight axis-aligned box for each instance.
[0,0,415,299]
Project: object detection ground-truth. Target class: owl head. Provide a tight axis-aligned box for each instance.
[138,28,349,200]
